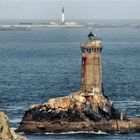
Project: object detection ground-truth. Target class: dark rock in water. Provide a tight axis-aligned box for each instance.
[0,112,27,140]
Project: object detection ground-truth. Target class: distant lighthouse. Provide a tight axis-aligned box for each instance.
[61,7,65,24]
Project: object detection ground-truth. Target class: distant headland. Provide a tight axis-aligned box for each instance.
[0,7,140,31]
[1,21,140,31]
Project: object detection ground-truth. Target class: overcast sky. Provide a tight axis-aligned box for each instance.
[0,0,140,20]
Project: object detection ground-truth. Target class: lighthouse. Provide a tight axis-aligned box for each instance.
[61,7,65,24]
[80,32,103,95]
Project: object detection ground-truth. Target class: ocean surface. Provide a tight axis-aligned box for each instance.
[0,27,140,139]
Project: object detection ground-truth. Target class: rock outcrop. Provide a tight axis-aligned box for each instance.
[0,112,27,140]
[17,92,140,133]
[17,91,121,133]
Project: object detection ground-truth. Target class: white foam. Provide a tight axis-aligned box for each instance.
[11,127,17,131]
[10,118,21,123]
[18,132,25,135]
[44,130,107,135]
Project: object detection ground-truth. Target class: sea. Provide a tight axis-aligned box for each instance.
[0,21,140,139]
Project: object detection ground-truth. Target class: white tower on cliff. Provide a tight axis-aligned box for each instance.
[61,7,65,24]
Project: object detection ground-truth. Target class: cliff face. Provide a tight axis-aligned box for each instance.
[17,91,120,133]
[0,112,27,140]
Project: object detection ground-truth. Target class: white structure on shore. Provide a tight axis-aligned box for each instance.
[61,7,65,24]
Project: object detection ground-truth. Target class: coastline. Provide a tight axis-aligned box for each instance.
[0,22,140,31]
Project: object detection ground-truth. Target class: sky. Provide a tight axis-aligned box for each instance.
[0,0,140,20]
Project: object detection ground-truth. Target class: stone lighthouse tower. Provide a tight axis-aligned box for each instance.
[80,32,103,95]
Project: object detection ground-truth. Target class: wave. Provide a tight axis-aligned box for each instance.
[113,100,140,103]
[0,106,24,111]
[113,100,140,109]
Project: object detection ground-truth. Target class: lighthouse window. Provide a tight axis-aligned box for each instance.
[89,48,91,53]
